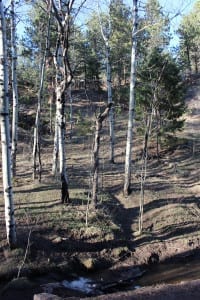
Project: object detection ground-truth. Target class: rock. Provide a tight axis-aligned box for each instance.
[79,258,94,270]
[111,247,129,258]
[52,237,63,244]
[34,293,63,300]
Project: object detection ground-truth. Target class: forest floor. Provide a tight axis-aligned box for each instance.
[0,75,200,300]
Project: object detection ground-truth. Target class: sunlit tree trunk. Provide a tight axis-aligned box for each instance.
[52,0,74,203]
[11,0,18,177]
[52,112,59,175]
[0,0,17,248]
[124,0,138,196]
[32,1,52,181]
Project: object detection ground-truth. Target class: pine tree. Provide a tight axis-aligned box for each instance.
[178,1,200,74]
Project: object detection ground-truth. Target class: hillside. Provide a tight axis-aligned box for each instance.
[0,76,199,299]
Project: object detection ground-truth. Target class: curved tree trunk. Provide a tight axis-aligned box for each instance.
[0,0,17,248]
[124,0,138,196]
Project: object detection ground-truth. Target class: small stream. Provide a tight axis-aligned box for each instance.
[35,257,200,296]
[1,258,200,299]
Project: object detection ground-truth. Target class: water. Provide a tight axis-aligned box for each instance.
[39,259,200,296]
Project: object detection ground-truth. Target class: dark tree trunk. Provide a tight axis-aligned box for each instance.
[91,103,112,206]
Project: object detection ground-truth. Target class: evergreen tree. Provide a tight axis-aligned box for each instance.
[178,1,200,74]
[137,49,186,155]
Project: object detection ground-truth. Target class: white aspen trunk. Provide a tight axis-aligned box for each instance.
[49,95,53,134]
[52,0,74,203]
[32,1,52,181]
[52,108,59,175]
[98,1,115,163]
[11,0,18,177]
[0,0,17,248]
[57,86,69,203]
[32,58,42,181]
[124,0,138,196]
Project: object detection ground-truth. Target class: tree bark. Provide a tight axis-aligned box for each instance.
[91,103,112,206]
[106,44,115,163]
[124,0,138,196]
[11,0,19,177]
[0,0,17,248]
[52,113,59,175]
[139,109,153,234]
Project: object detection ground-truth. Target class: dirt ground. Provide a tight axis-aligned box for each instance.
[0,76,200,300]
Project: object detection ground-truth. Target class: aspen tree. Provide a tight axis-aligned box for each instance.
[98,1,114,163]
[124,0,138,196]
[11,0,18,177]
[0,0,17,248]
[32,0,52,181]
[52,0,74,203]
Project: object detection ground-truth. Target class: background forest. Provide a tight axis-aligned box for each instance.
[0,0,200,299]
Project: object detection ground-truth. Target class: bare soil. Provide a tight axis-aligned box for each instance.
[0,77,200,300]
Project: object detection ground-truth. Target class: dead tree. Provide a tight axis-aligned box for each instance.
[91,103,112,206]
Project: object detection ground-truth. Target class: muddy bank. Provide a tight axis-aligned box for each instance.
[34,279,200,300]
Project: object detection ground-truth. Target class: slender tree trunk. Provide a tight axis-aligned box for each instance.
[98,1,115,163]
[32,2,52,181]
[106,45,115,163]
[124,0,138,196]
[91,103,112,206]
[0,0,17,248]
[52,114,59,175]
[49,95,53,134]
[68,85,73,139]
[32,58,42,181]
[57,89,70,203]
[139,109,153,234]
[11,0,18,177]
